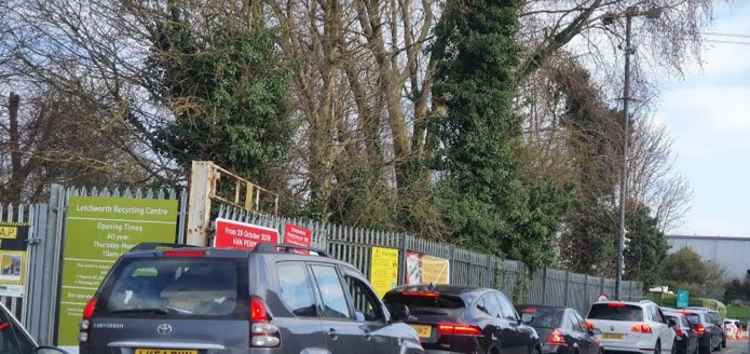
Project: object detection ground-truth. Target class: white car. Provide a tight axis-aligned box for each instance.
[586,300,676,354]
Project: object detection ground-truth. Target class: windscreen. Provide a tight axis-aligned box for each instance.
[101,257,245,317]
[685,313,700,325]
[588,304,643,321]
[383,292,465,316]
[519,307,563,328]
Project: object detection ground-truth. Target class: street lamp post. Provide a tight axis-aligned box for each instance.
[615,8,634,302]
[605,6,661,300]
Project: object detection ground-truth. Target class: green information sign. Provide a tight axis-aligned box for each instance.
[56,196,178,346]
[676,289,690,308]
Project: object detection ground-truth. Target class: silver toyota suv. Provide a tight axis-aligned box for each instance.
[79,243,424,354]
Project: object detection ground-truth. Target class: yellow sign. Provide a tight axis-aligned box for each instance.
[421,255,450,285]
[369,247,399,298]
[0,226,17,240]
[0,250,27,297]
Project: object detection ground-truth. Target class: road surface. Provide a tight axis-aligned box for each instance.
[727,339,748,354]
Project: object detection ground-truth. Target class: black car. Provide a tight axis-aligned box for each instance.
[663,310,699,354]
[683,309,723,354]
[383,285,540,354]
[0,301,69,354]
[516,305,602,354]
[79,243,424,354]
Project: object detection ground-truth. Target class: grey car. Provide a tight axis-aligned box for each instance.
[0,302,69,354]
[78,243,424,354]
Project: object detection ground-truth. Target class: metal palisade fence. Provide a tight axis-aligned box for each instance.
[216,205,643,315]
[0,203,33,319]
[19,184,187,345]
[10,184,641,345]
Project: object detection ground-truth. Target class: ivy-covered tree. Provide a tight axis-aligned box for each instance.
[431,0,571,270]
[624,206,669,288]
[143,4,293,187]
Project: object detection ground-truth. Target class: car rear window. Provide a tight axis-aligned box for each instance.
[383,292,465,316]
[100,257,246,318]
[588,304,643,321]
[519,307,563,328]
[684,313,700,325]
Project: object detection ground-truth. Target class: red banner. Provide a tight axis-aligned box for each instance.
[214,218,279,250]
[284,224,312,249]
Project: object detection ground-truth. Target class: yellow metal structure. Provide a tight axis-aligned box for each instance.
[186,161,279,246]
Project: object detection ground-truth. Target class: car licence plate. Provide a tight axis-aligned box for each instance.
[135,349,198,354]
[411,324,432,338]
[602,333,625,340]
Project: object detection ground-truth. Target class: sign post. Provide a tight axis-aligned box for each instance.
[369,247,399,298]
[214,218,279,250]
[0,223,29,298]
[56,197,178,346]
[676,289,689,308]
[404,251,450,285]
[284,224,312,249]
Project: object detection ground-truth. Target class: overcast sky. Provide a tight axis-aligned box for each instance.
[656,2,750,236]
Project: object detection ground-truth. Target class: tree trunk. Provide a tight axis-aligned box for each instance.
[6,92,23,204]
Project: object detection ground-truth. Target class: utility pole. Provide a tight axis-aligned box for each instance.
[615,9,634,301]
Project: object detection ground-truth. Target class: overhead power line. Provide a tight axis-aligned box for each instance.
[703,32,750,39]
[704,39,750,46]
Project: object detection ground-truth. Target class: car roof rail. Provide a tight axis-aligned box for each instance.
[129,242,199,253]
[255,243,329,257]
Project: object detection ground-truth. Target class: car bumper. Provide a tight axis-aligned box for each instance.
[542,344,575,354]
[600,341,656,354]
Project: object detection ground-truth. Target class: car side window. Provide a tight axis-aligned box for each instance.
[478,294,501,318]
[344,275,385,322]
[496,293,517,320]
[311,265,352,319]
[277,262,318,317]
[655,308,666,323]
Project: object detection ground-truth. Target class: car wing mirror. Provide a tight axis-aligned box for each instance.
[355,311,366,322]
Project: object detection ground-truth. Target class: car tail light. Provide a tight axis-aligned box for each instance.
[585,320,595,331]
[249,296,280,347]
[83,297,97,320]
[546,329,567,346]
[79,297,97,343]
[607,302,626,308]
[437,323,483,337]
[694,324,705,335]
[631,323,653,333]
[675,327,686,337]
[401,290,440,299]
[164,250,206,257]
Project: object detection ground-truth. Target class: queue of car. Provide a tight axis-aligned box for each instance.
[7,242,734,354]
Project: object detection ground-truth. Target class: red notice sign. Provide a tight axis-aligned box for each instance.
[214,218,279,251]
[284,224,312,249]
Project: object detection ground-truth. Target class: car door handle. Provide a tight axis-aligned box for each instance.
[328,328,338,341]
